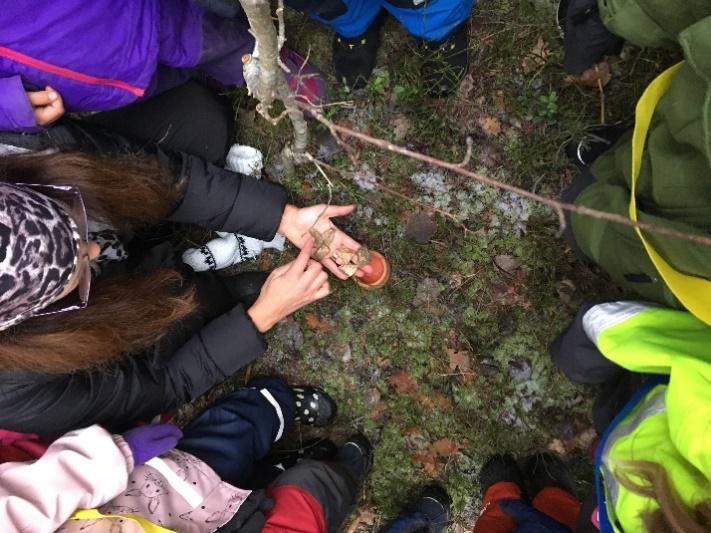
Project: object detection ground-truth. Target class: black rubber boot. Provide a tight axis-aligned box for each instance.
[336,433,373,483]
[332,17,383,89]
[413,484,451,532]
[291,386,337,427]
[421,22,470,97]
[523,452,577,498]
[565,122,627,169]
[479,454,525,497]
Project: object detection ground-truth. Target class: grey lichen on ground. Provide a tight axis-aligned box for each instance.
[178,0,675,528]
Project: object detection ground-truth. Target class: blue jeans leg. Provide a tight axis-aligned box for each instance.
[178,376,296,485]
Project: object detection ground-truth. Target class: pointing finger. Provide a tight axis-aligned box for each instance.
[289,238,314,273]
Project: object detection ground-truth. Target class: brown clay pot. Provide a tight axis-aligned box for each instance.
[354,250,390,290]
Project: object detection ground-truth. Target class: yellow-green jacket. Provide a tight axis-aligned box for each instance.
[584,302,711,531]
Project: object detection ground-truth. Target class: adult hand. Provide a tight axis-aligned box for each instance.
[247,239,330,332]
[122,423,183,465]
[27,86,65,126]
[277,204,373,280]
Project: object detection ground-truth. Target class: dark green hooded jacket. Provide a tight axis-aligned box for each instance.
[570,1,711,311]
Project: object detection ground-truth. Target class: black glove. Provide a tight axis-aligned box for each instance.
[500,499,573,533]
[562,0,624,74]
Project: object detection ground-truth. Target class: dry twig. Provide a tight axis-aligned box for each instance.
[596,64,606,124]
[305,108,711,248]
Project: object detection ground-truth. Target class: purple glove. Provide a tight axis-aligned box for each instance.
[122,423,183,465]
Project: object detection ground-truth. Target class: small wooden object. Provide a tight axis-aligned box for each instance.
[354,250,390,290]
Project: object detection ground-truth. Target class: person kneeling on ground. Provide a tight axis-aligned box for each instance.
[0,376,372,533]
[286,0,474,95]
[559,0,711,327]
[0,140,372,437]
[0,0,326,134]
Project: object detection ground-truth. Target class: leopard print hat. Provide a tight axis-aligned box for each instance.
[0,183,80,331]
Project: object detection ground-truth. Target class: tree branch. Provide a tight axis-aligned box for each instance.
[306,107,711,248]
[239,0,308,163]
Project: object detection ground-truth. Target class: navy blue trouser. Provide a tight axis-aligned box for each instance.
[178,376,296,486]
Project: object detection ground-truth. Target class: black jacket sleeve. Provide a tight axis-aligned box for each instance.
[165,150,288,241]
[0,303,265,438]
[0,120,289,241]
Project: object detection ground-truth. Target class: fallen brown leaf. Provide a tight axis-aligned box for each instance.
[522,37,550,73]
[419,392,451,410]
[547,427,598,456]
[309,227,335,261]
[430,437,465,456]
[413,438,465,476]
[387,371,418,395]
[478,116,502,136]
[376,356,392,369]
[565,60,612,88]
[446,348,475,383]
[413,451,441,476]
[303,312,334,332]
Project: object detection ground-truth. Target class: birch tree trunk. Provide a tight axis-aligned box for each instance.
[239,0,308,165]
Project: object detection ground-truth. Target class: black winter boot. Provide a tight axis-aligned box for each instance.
[523,452,577,498]
[421,22,470,97]
[332,18,383,89]
[479,454,525,496]
[413,484,451,532]
[336,433,373,483]
[565,122,627,169]
[291,385,337,427]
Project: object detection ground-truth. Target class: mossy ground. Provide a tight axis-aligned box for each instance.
[182,0,675,528]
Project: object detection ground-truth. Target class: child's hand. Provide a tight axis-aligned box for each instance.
[122,423,183,465]
[247,239,331,332]
[278,204,374,280]
[27,86,65,126]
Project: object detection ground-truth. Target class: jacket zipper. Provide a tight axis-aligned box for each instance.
[0,46,145,97]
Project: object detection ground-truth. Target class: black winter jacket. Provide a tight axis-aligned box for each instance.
[0,121,287,437]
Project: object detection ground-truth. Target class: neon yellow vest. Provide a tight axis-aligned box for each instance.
[588,303,711,531]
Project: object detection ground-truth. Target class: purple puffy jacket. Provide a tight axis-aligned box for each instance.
[0,0,202,132]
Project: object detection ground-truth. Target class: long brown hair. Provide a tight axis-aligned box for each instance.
[615,460,711,532]
[0,152,197,372]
